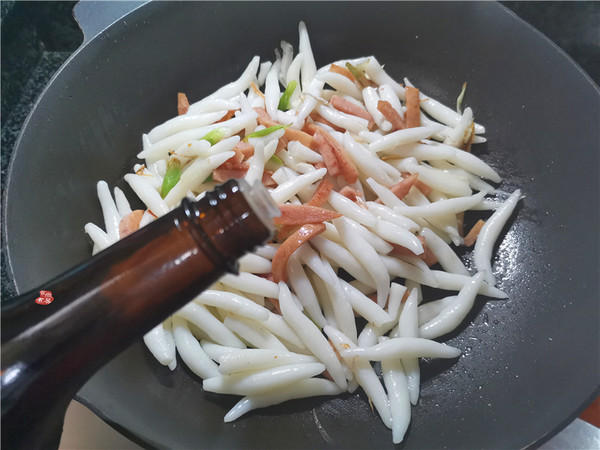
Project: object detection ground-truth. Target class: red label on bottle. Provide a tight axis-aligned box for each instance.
[34,290,54,305]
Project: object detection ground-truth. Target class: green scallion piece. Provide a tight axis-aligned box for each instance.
[160,158,181,198]
[346,60,371,88]
[200,127,228,145]
[269,154,283,166]
[243,124,290,142]
[456,82,467,114]
[277,80,297,111]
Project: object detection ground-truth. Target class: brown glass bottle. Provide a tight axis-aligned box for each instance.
[1,179,278,449]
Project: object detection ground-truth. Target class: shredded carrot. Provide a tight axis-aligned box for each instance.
[272,223,326,282]
[330,95,375,130]
[253,107,279,127]
[390,236,438,267]
[277,224,300,241]
[329,64,355,82]
[414,179,432,196]
[274,204,341,226]
[464,219,486,247]
[307,179,334,207]
[308,112,345,132]
[404,86,421,128]
[250,82,265,99]
[314,127,359,184]
[389,173,419,200]
[377,100,406,130]
[119,210,145,239]
[177,93,190,116]
[216,109,237,123]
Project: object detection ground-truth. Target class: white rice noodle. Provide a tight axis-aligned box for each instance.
[219,272,279,298]
[316,71,363,100]
[218,349,319,375]
[418,296,456,326]
[380,255,439,288]
[253,244,279,260]
[223,314,289,352]
[431,270,508,299]
[96,181,121,242]
[200,341,240,362]
[164,151,235,206]
[264,60,282,120]
[187,56,260,114]
[393,192,486,220]
[319,259,358,343]
[147,110,231,144]
[193,290,269,322]
[420,272,486,339]
[370,219,424,255]
[143,319,176,368]
[286,52,304,107]
[261,310,308,353]
[288,140,323,163]
[366,202,420,232]
[473,190,522,285]
[324,325,392,429]
[345,218,393,255]
[176,303,246,348]
[293,78,325,129]
[172,316,220,379]
[298,21,317,92]
[287,254,327,327]
[397,159,472,197]
[341,337,461,360]
[238,253,272,274]
[224,378,343,422]
[381,354,411,444]
[362,86,392,131]
[340,280,391,327]
[420,228,470,276]
[444,106,474,148]
[328,190,377,227]
[316,104,369,134]
[84,223,112,253]
[270,168,327,204]
[342,134,399,187]
[388,282,407,323]
[334,217,390,307]
[310,236,376,288]
[364,56,406,99]
[244,140,265,186]
[113,187,132,217]
[397,289,420,405]
[278,282,348,390]
[123,174,169,216]
[203,362,326,396]
[369,124,445,153]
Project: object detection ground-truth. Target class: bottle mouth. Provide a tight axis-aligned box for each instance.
[236,179,280,235]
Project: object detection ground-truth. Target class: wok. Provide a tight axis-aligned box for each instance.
[3,2,598,448]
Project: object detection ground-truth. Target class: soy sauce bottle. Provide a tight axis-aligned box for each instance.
[1,179,278,449]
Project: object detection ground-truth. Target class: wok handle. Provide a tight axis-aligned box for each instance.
[73,1,148,44]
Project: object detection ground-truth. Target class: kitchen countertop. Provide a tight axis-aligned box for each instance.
[1,2,598,448]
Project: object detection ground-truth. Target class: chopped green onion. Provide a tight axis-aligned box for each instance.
[277,80,297,111]
[346,59,371,87]
[203,173,214,184]
[456,82,467,114]
[243,124,290,142]
[200,127,228,145]
[161,158,181,198]
[269,154,283,166]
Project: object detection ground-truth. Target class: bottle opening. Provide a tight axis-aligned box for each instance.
[236,179,280,234]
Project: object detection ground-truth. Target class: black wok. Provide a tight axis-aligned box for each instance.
[3,2,599,448]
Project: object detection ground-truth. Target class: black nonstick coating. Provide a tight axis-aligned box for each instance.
[3,2,599,448]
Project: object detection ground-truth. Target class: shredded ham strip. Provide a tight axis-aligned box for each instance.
[329,63,355,82]
[217,109,237,123]
[389,173,419,200]
[250,81,265,99]
[274,204,341,226]
[330,95,375,130]
[233,141,254,159]
[339,186,367,207]
[404,86,421,128]
[307,179,334,207]
[177,92,190,116]
[464,219,486,247]
[119,210,145,238]
[272,223,327,282]
[312,126,359,184]
[377,100,405,130]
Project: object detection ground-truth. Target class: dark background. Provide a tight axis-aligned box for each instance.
[1,1,599,294]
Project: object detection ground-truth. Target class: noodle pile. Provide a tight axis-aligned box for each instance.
[85,22,522,444]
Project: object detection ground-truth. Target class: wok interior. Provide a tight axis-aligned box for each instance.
[4,2,598,448]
